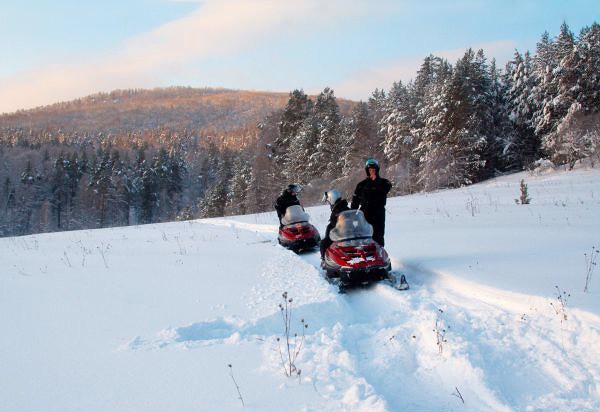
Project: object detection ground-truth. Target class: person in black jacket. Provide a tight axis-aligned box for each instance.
[350,159,392,246]
[320,189,350,259]
[274,184,302,226]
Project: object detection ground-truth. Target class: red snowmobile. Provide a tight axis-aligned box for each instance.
[322,210,407,292]
[278,205,321,253]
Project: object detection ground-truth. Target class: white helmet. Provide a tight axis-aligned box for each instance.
[322,189,341,207]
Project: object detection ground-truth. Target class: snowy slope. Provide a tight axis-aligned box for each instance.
[1,167,599,412]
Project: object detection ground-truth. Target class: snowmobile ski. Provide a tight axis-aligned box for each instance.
[387,272,409,291]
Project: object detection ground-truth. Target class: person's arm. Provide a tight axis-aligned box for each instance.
[350,183,361,209]
[274,196,284,219]
[324,222,333,240]
[326,212,338,236]
[384,179,392,195]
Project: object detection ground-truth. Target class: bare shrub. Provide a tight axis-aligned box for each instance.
[276,291,308,378]
[584,246,598,292]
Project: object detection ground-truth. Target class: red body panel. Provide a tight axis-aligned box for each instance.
[278,222,321,252]
[279,222,318,241]
[326,239,389,269]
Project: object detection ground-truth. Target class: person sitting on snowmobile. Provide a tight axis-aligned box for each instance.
[275,184,302,227]
[351,159,392,246]
[320,189,350,259]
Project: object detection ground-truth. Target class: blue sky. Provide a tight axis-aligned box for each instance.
[0,0,598,113]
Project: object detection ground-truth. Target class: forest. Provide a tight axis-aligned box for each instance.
[1,21,598,237]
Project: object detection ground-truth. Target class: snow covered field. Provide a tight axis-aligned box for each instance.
[1,166,599,412]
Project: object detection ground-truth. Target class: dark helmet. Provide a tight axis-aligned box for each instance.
[365,158,380,176]
[286,183,302,195]
[322,189,341,207]
[365,158,379,170]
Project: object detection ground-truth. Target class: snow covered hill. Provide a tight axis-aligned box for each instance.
[1,166,599,412]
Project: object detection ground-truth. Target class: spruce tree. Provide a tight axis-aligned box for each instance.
[287,115,319,184]
[414,57,454,190]
[483,58,510,176]
[311,87,343,178]
[381,81,414,163]
[531,31,558,138]
[275,89,312,178]
[417,49,490,189]
[198,153,232,218]
[225,156,251,216]
[577,23,600,113]
[342,101,378,174]
[504,50,541,168]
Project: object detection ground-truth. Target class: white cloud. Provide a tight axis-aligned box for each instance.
[332,40,517,101]
[0,0,389,113]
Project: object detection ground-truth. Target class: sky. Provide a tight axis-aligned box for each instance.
[0,0,598,113]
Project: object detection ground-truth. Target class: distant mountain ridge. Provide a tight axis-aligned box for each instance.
[0,87,295,136]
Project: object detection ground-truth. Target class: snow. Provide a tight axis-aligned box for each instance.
[1,166,599,411]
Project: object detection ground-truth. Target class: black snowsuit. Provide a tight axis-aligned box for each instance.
[274,190,301,225]
[351,170,392,246]
[320,198,350,258]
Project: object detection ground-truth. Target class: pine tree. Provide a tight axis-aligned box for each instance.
[381,81,415,163]
[275,90,312,178]
[50,152,68,229]
[247,111,284,213]
[2,177,15,214]
[1,177,16,236]
[450,49,492,184]
[541,22,594,165]
[413,55,442,135]
[89,149,119,227]
[198,153,232,218]
[342,101,379,174]
[150,147,185,220]
[366,88,388,159]
[552,22,578,122]
[414,56,455,190]
[416,50,490,189]
[139,159,159,224]
[225,156,252,216]
[20,160,35,184]
[531,30,558,138]
[503,50,542,168]
[577,22,600,113]
[311,87,343,178]
[483,58,510,176]
[287,115,320,183]
[368,88,387,135]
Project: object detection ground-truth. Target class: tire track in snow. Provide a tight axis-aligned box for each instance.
[174,218,600,411]
[195,222,516,411]
[357,259,600,412]
[298,251,515,411]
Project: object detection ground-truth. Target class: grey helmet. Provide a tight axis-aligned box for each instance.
[286,183,302,195]
[322,189,341,207]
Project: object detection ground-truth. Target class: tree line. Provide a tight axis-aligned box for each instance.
[260,22,599,194]
[1,21,598,237]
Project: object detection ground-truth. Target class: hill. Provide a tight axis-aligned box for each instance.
[0,87,292,136]
[1,165,599,411]
[0,87,357,136]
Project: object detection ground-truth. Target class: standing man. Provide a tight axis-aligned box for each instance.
[351,159,392,246]
[275,184,302,226]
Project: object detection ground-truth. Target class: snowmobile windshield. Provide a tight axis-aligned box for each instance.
[281,205,310,225]
[329,210,373,242]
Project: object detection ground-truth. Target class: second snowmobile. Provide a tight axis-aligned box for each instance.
[322,209,407,292]
[278,205,321,253]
